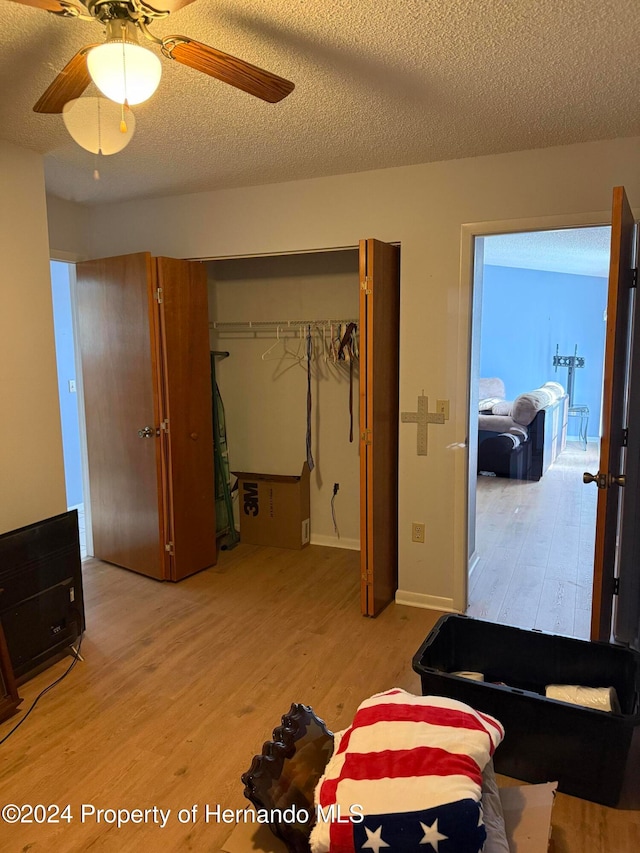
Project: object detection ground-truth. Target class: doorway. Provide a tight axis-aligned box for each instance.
[50,260,87,557]
[467,226,611,639]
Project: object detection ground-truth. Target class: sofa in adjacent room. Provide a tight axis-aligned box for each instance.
[477,378,568,481]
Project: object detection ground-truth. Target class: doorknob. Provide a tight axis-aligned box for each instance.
[583,472,626,488]
[583,472,608,488]
[137,426,156,438]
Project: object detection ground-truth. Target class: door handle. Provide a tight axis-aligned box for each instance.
[137,426,156,439]
[583,472,626,488]
[583,472,608,489]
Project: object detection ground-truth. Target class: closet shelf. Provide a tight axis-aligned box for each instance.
[210,318,357,330]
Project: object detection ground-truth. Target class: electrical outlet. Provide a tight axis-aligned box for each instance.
[436,399,450,420]
[412,522,425,543]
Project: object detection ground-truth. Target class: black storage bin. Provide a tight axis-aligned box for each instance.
[412,614,640,806]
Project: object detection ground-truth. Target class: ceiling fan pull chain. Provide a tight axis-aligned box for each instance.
[120,22,130,112]
[93,97,102,179]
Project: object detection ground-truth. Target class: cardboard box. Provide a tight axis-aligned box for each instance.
[499,782,556,853]
[233,463,311,550]
[221,782,557,853]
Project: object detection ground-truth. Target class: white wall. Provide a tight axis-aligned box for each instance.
[0,141,66,533]
[47,194,90,260]
[78,135,640,610]
[209,251,360,548]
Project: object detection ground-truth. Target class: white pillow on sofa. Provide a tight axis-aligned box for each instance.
[479,396,504,413]
[541,380,565,401]
[491,400,513,416]
[479,378,506,401]
[512,388,555,425]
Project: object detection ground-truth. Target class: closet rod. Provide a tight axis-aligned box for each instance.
[210,318,358,329]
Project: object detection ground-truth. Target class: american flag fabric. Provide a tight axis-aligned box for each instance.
[310,688,504,853]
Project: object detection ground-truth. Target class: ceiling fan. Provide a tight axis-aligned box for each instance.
[10,0,295,113]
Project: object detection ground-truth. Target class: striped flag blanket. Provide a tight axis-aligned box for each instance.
[310,688,504,853]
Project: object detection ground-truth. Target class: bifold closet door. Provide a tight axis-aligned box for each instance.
[155,257,216,581]
[76,252,167,579]
[76,253,216,581]
[359,238,400,616]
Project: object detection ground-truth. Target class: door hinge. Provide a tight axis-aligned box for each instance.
[361,275,372,295]
[361,428,372,445]
[632,268,638,288]
[155,287,163,303]
[165,541,174,554]
[613,577,620,595]
[160,418,169,433]
[622,427,628,447]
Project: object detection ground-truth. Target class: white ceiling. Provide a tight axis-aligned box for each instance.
[484,226,612,277]
[2,0,639,206]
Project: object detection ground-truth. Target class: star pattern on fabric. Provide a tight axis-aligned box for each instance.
[419,818,448,849]
[361,825,390,851]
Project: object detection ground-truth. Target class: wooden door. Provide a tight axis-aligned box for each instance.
[615,243,640,651]
[76,253,167,579]
[359,239,400,616]
[588,187,636,640]
[156,258,217,580]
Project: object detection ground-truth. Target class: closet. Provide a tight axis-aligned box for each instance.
[209,239,400,615]
[74,240,399,611]
[76,253,216,581]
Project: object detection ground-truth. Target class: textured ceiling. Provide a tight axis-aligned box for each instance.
[484,226,612,277]
[1,0,639,205]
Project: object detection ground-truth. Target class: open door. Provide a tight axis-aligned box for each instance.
[76,253,216,581]
[156,257,216,581]
[586,187,637,640]
[359,239,400,616]
[76,252,167,579]
[616,270,640,650]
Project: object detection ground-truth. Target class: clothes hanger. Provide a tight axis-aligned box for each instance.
[261,326,283,360]
[285,327,307,362]
[261,325,306,362]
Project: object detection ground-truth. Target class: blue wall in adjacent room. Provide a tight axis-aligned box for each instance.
[480,264,607,437]
[50,261,83,507]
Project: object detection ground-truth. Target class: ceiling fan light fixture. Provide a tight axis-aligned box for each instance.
[87,21,161,106]
[63,96,136,154]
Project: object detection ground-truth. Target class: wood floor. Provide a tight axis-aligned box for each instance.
[469,439,599,640]
[1,542,638,851]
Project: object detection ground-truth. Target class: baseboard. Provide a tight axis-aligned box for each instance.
[395,589,458,613]
[309,534,360,551]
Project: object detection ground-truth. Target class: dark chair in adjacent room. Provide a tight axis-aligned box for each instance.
[241,703,334,853]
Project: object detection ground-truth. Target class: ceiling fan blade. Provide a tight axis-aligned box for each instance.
[33,45,98,114]
[163,36,295,103]
[144,0,199,11]
[8,0,85,14]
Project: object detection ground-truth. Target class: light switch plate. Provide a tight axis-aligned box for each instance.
[436,399,449,420]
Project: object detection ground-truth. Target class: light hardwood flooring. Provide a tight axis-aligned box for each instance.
[469,439,599,640]
[1,542,638,851]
